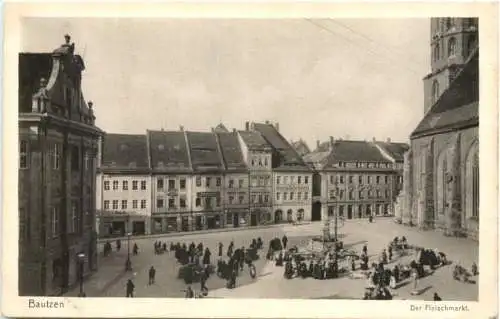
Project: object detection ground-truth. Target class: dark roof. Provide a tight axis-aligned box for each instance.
[217,132,247,171]
[412,48,479,138]
[19,53,53,113]
[187,132,224,171]
[315,141,331,152]
[375,142,409,162]
[238,131,272,151]
[291,140,311,156]
[148,130,191,172]
[253,123,311,172]
[324,140,392,167]
[102,134,149,169]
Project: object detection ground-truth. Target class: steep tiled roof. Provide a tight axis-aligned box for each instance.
[102,134,149,169]
[238,131,272,151]
[187,131,224,172]
[412,48,479,138]
[253,123,311,172]
[148,130,191,172]
[217,132,247,171]
[375,142,410,162]
[291,139,311,156]
[324,140,391,166]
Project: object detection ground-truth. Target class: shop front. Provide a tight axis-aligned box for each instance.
[225,209,249,228]
[97,211,149,238]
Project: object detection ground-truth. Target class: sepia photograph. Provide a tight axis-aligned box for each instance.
[2,2,498,319]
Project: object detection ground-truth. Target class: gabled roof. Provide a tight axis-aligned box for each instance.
[102,134,149,169]
[238,130,272,151]
[147,130,192,172]
[213,123,229,133]
[253,123,311,172]
[375,142,410,162]
[217,132,247,171]
[412,48,479,138]
[324,140,392,167]
[186,131,225,172]
[290,139,311,156]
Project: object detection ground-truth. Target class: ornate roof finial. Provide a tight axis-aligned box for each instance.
[64,34,71,45]
[88,101,93,110]
[40,77,47,88]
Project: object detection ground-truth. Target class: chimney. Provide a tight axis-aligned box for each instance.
[233,128,237,133]
[274,122,280,132]
[330,136,334,145]
[386,137,391,143]
[245,121,250,131]
[211,128,215,133]
[316,140,320,149]
[265,120,270,124]
[372,137,376,142]
[161,128,164,131]
[179,125,184,131]
[88,101,93,109]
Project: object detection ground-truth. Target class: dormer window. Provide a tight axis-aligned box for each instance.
[448,37,457,57]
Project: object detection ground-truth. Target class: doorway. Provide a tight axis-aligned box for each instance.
[132,221,145,235]
[274,210,283,223]
[233,213,240,228]
[311,202,322,221]
[251,213,258,226]
[347,205,353,220]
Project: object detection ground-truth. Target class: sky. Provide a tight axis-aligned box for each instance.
[21,18,430,148]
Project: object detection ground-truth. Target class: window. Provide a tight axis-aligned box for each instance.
[104,200,110,210]
[104,181,110,191]
[258,177,264,186]
[157,179,164,189]
[196,198,201,207]
[251,159,255,166]
[112,200,118,210]
[433,43,440,61]
[205,198,211,207]
[20,140,29,169]
[367,190,372,197]
[349,175,353,184]
[297,192,302,200]
[196,177,202,187]
[52,144,61,170]
[298,176,302,184]
[122,181,128,190]
[339,190,344,200]
[276,176,281,184]
[376,190,381,198]
[239,179,244,188]
[180,178,186,190]
[112,181,119,190]
[290,176,295,184]
[226,213,233,225]
[206,177,211,187]
[216,197,221,206]
[359,191,364,199]
[71,146,80,171]
[376,176,380,184]
[180,198,186,208]
[432,80,440,104]
[304,176,309,184]
[258,194,263,203]
[157,199,164,208]
[141,200,147,209]
[229,179,234,188]
[467,35,477,57]
[51,207,59,237]
[168,198,175,208]
[358,176,363,184]
[132,180,138,190]
[367,176,372,184]
[264,157,268,166]
[168,179,175,190]
[284,176,289,184]
[238,195,244,204]
[258,158,263,166]
[304,192,308,200]
[251,195,257,203]
[216,177,222,187]
[290,192,294,200]
[283,192,288,200]
[264,195,269,203]
[349,191,354,200]
[339,176,344,184]
[448,37,457,57]
[276,192,281,200]
[141,181,147,190]
[385,190,390,198]
[384,176,389,184]
[229,196,234,204]
[251,177,257,187]
[132,200,138,209]
[330,175,334,184]
[121,200,127,209]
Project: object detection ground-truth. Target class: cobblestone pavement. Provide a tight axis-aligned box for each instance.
[67,218,478,301]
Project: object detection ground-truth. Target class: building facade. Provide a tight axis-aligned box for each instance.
[304,138,408,222]
[96,134,151,237]
[19,35,102,296]
[252,122,313,222]
[148,129,193,233]
[403,17,479,240]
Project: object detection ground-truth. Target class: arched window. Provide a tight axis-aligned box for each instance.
[432,80,440,104]
[433,43,440,61]
[445,18,453,30]
[467,35,477,57]
[465,142,479,219]
[448,37,457,57]
[436,150,449,215]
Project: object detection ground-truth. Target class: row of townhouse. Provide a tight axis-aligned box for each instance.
[302,137,408,222]
[96,122,313,237]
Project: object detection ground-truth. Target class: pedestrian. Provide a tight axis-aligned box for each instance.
[162,243,167,252]
[388,245,393,261]
[351,256,356,271]
[148,266,156,285]
[282,235,288,250]
[184,285,194,298]
[471,262,478,276]
[227,241,234,258]
[393,265,400,283]
[203,248,211,266]
[433,292,442,301]
[218,242,223,258]
[362,244,368,256]
[116,239,121,252]
[200,269,208,291]
[133,243,139,255]
[197,242,204,253]
[126,279,135,297]
[411,268,419,294]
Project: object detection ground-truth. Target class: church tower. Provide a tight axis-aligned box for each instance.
[423,18,478,114]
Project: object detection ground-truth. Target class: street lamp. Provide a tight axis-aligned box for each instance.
[125,232,132,271]
[77,253,86,297]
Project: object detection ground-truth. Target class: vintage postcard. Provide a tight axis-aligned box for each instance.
[2,2,498,318]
